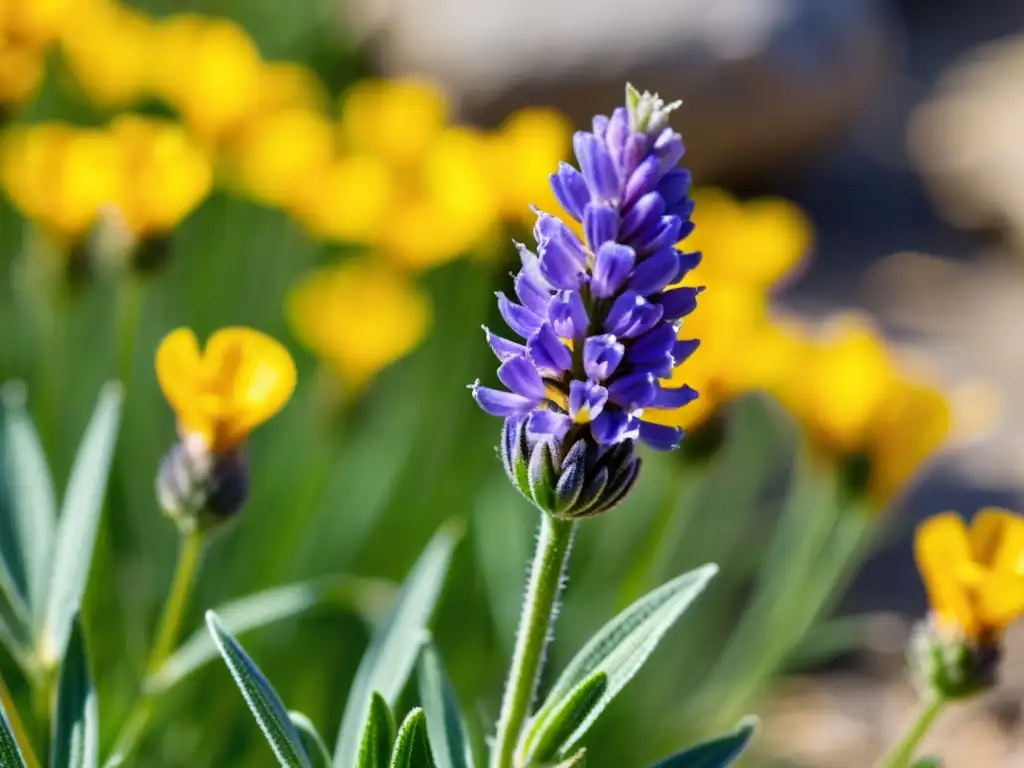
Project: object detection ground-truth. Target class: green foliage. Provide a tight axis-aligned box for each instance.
[518,672,607,765]
[0,695,27,768]
[50,616,99,768]
[334,524,460,767]
[289,712,333,768]
[206,611,312,767]
[357,693,396,768]
[648,718,757,767]
[416,641,474,768]
[390,709,435,768]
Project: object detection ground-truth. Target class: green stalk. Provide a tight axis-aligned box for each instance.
[491,514,575,768]
[106,530,206,764]
[0,670,41,768]
[879,696,946,768]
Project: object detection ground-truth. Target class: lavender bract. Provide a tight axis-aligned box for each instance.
[472,86,701,517]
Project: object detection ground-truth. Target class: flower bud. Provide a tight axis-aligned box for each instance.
[908,618,1000,701]
[500,416,641,520]
[156,435,249,533]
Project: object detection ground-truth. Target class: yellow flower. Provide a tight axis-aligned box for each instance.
[290,155,395,243]
[0,122,120,238]
[2,0,71,45]
[152,15,262,142]
[156,327,297,454]
[339,78,449,168]
[59,0,155,108]
[0,41,45,105]
[286,259,431,391]
[255,61,329,114]
[107,114,212,238]
[487,107,571,225]
[916,509,1024,641]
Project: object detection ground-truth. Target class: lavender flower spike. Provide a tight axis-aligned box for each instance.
[471,85,701,519]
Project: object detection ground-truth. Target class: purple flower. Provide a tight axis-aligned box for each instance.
[474,85,703,517]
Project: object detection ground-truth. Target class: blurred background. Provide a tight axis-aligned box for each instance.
[2,0,1024,765]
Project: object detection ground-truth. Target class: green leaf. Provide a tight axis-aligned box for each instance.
[146,576,395,694]
[649,718,757,767]
[911,759,942,768]
[357,693,395,768]
[519,672,607,764]
[541,564,718,752]
[289,712,331,768]
[0,692,27,768]
[389,709,435,768]
[0,383,57,630]
[416,640,473,768]
[50,616,98,768]
[333,523,460,767]
[206,611,312,768]
[38,384,122,666]
[555,748,586,767]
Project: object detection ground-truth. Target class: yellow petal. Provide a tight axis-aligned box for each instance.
[974,570,1024,633]
[155,328,213,443]
[201,328,297,450]
[914,512,981,639]
[969,507,1024,574]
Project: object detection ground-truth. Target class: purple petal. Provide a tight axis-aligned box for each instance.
[472,384,536,417]
[623,156,661,209]
[653,127,685,170]
[638,421,683,451]
[549,163,591,222]
[658,286,701,321]
[634,215,683,256]
[604,291,664,338]
[592,114,609,141]
[607,372,657,409]
[514,244,553,315]
[620,192,667,244]
[621,134,647,181]
[484,327,527,361]
[583,203,619,251]
[592,243,636,299]
[675,250,702,282]
[627,324,677,363]
[605,107,630,175]
[497,292,543,338]
[656,169,692,208]
[651,383,699,409]
[590,409,639,445]
[667,196,696,223]
[574,132,620,204]
[548,290,589,339]
[528,324,572,377]
[533,211,562,242]
[569,379,609,423]
[583,334,625,381]
[672,338,700,366]
[539,233,587,290]
[528,410,572,440]
[498,356,546,400]
[628,247,680,295]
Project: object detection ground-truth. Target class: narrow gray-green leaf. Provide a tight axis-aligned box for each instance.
[0,693,27,768]
[289,712,331,768]
[334,523,460,767]
[206,611,311,768]
[147,576,395,694]
[649,717,757,767]
[50,617,98,768]
[0,383,56,627]
[417,640,473,768]
[555,747,586,767]
[520,672,606,764]
[389,709,435,768]
[358,693,395,768]
[38,384,122,666]
[545,564,718,752]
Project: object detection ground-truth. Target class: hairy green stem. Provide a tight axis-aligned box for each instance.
[879,695,946,768]
[106,529,205,764]
[491,514,575,768]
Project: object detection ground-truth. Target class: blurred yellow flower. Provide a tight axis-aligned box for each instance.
[59,0,155,108]
[286,259,431,390]
[782,314,950,507]
[339,78,449,168]
[107,114,213,238]
[487,107,572,225]
[0,41,45,105]
[156,327,297,453]
[0,122,120,238]
[290,155,395,243]
[1,0,71,45]
[645,189,812,431]
[916,508,1024,641]
[151,15,262,142]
